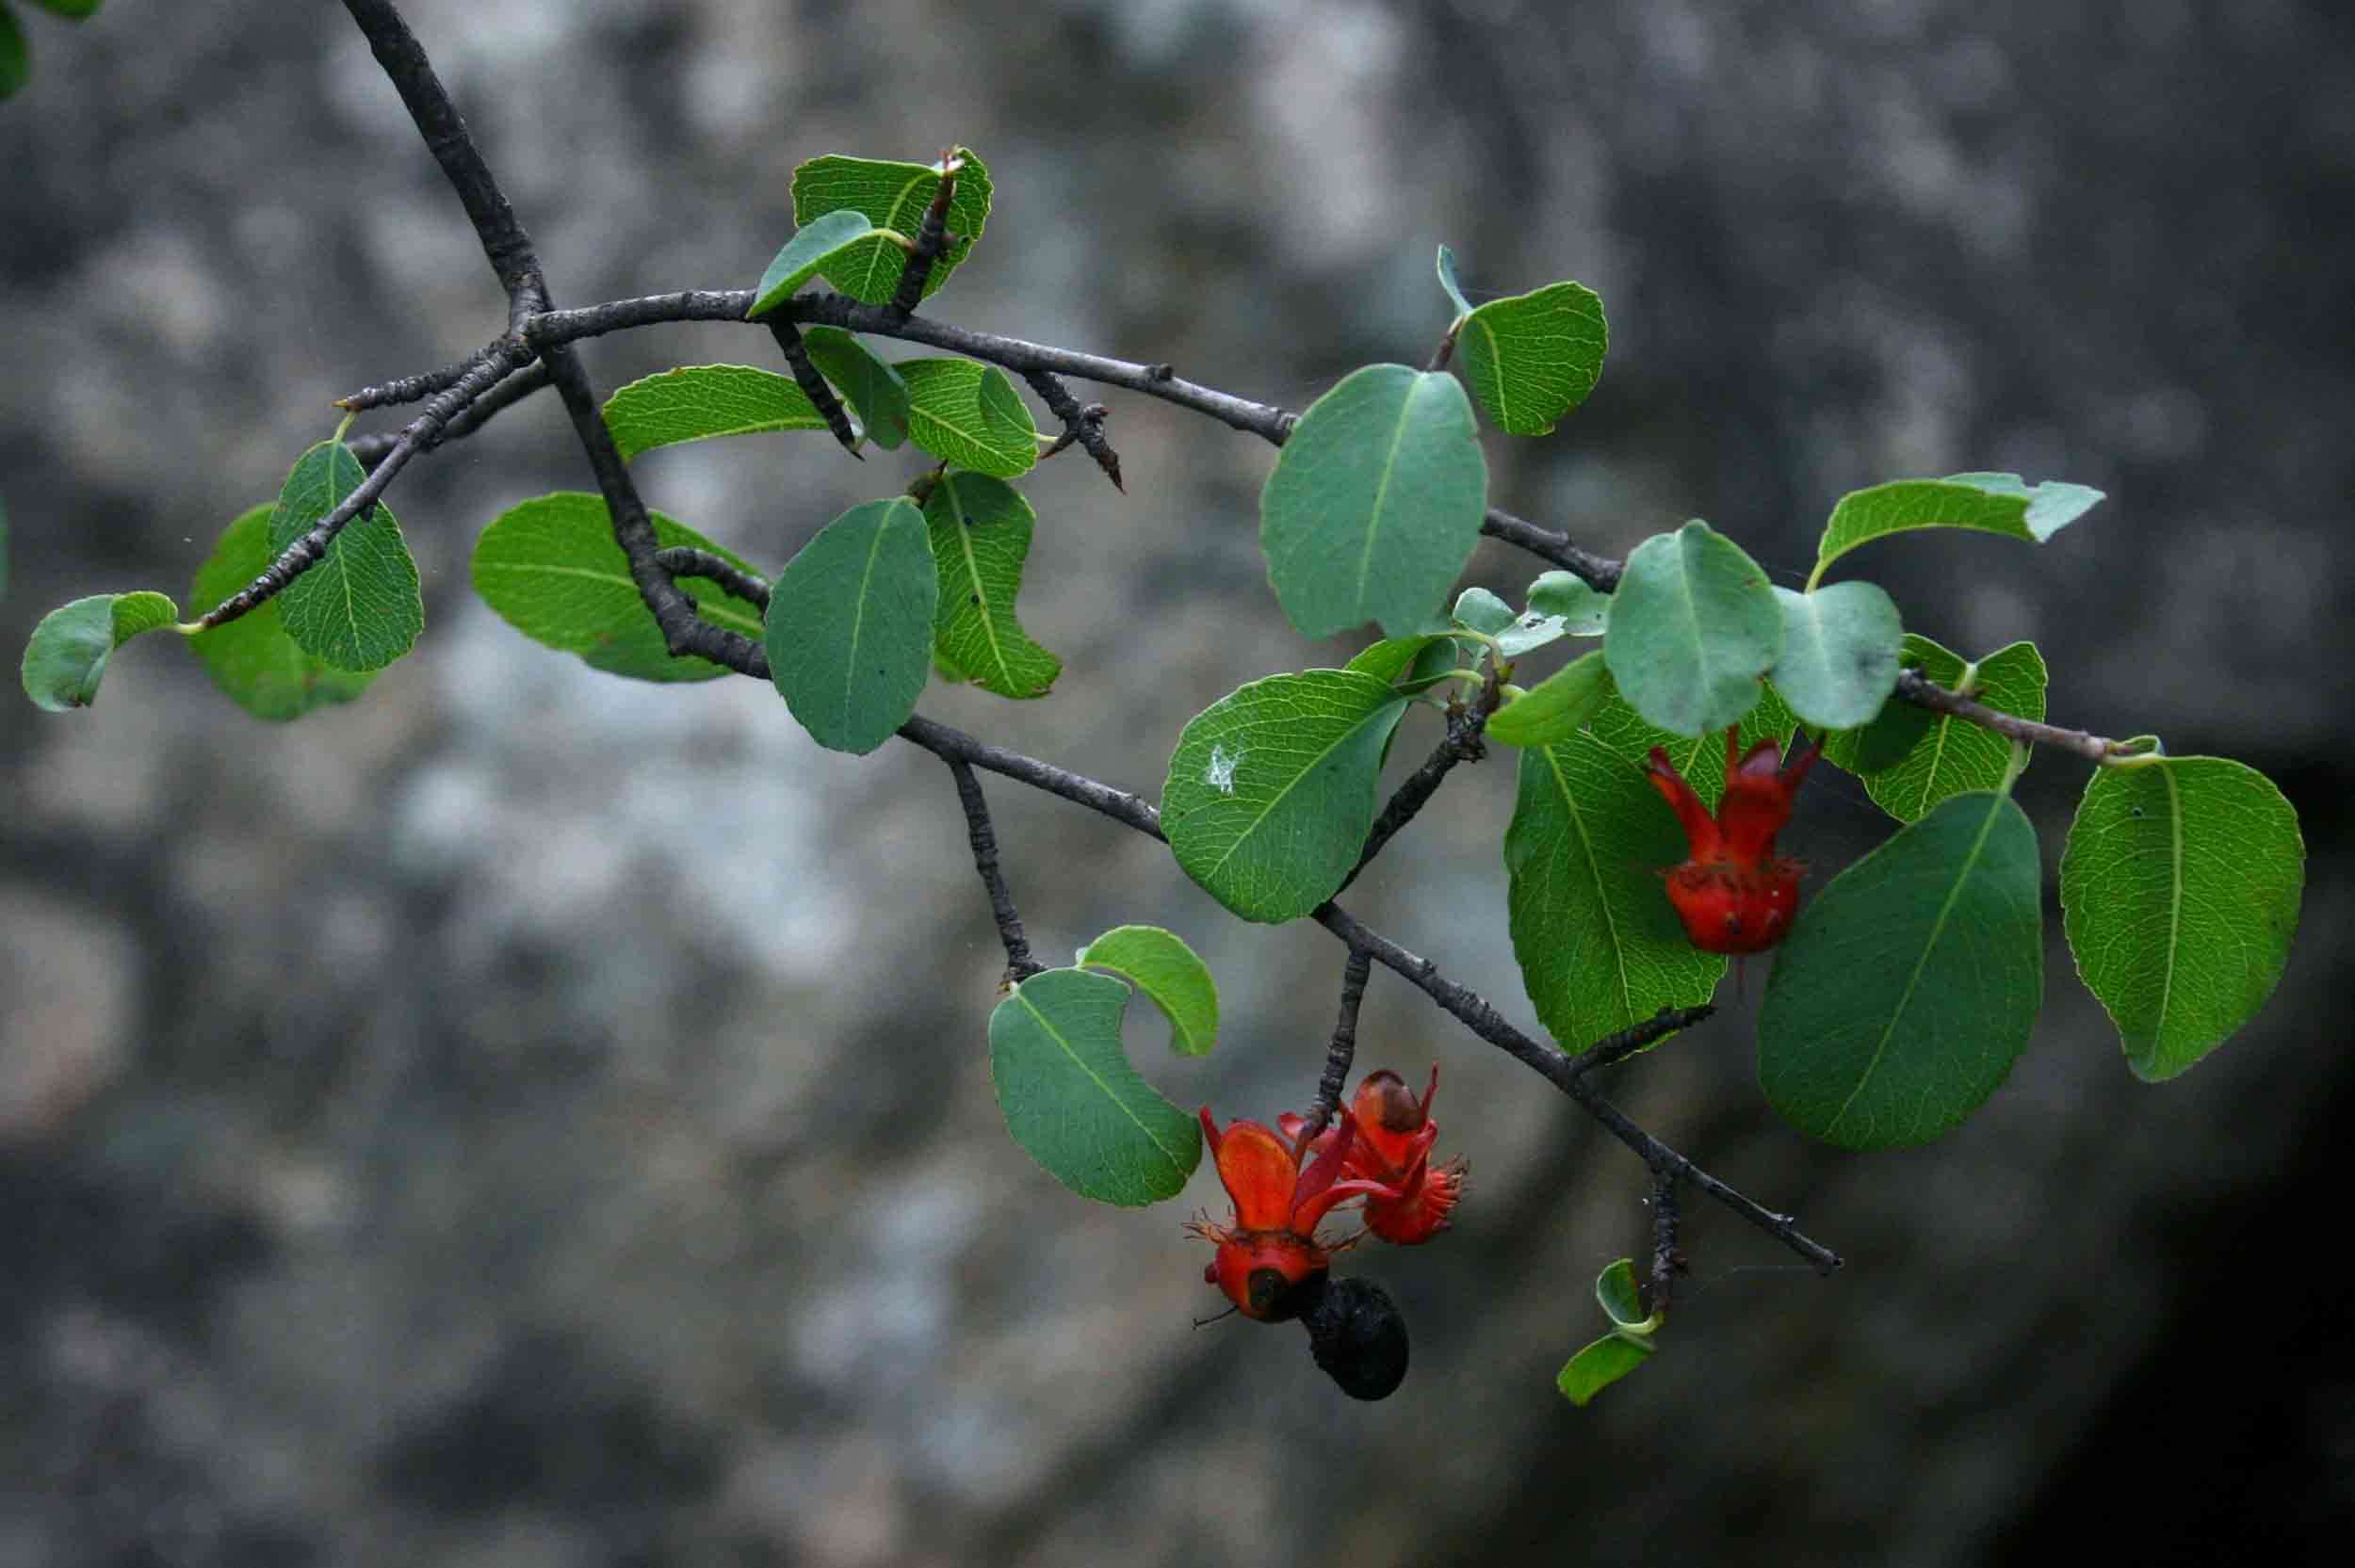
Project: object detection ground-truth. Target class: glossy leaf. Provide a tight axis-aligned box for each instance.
[764,497,937,754]
[1603,520,1781,737]
[1260,364,1487,639]
[190,504,377,719]
[1075,924,1220,1058]
[470,492,766,684]
[745,209,880,319]
[1498,569,1609,656]
[1822,637,2048,821]
[800,326,909,450]
[1557,1332,1655,1407]
[790,150,993,305]
[1456,281,1608,436]
[988,967,1202,1206]
[1770,581,1904,730]
[1161,670,1410,923]
[1505,730,1727,1045]
[1486,650,1612,749]
[921,470,1060,699]
[268,440,422,673]
[897,358,1038,477]
[1453,586,1516,635]
[1759,789,2043,1149]
[21,590,181,712]
[2060,755,2303,1081]
[601,364,826,461]
[1810,473,2104,589]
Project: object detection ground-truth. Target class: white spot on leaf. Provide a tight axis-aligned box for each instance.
[1204,744,1242,796]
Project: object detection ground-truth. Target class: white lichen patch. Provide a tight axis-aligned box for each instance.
[1204,744,1242,796]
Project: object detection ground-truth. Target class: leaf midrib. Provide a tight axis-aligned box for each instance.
[1822,792,2010,1141]
[1194,688,1403,890]
[1012,983,1190,1175]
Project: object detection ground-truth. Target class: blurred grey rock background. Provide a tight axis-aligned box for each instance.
[4,1,2350,1563]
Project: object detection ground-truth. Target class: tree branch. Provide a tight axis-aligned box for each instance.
[1648,1171,1683,1317]
[1301,947,1372,1141]
[654,547,771,610]
[1894,668,2128,765]
[887,152,961,319]
[947,758,1047,983]
[1340,660,1502,893]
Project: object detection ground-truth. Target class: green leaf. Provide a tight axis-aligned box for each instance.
[1161,670,1410,924]
[2060,755,2304,1081]
[1822,637,2048,821]
[190,504,377,719]
[1603,520,1782,737]
[1346,634,1445,687]
[1260,364,1487,639]
[1586,682,1804,806]
[1505,730,1728,1045]
[1770,581,1903,730]
[1453,586,1516,635]
[601,364,827,461]
[745,209,880,319]
[1527,571,1610,632]
[268,440,422,673]
[0,8,26,101]
[1557,1332,1654,1407]
[1759,789,2043,1149]
[25,1,105,18]
[1595,1258,1652,1331]
[1435,243,1475,320]
[470,492,766,684]
[799,326,909,450]
[20,591,182,712]
[764,497,936,754]
[896,358,1038,477]
[1810,474,2104,590]
[921,471,1060,699]
[1486,650,1613,749]
[1456,281,1609,437]
[1075,924,1220,1058]
[1496,569,1611,658]
[988,967,1202,1206]
[790,150,993,305]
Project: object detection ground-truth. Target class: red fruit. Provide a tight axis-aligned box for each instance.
[1645,728,1821,956]
[1279,1066,1466,1246]
[1189,1107,1406,1321]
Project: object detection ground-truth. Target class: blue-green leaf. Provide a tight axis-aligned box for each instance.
[1456,281,1608,437]
[790,150,993,305]
[1603,520,1781,737]
[1260,364,1487,639]
[1770,581,1904,731]
[1075,924,1220,1058]
[21,590,182,712]
[1810,474,2104,589]
[763,497,937,754]
[800,326,910,450]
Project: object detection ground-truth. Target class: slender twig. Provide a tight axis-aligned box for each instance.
[1648,1172,1683,1317]
[947,758,1047,983]
[766,316,860,457]
[1563,1004,1714,1083]
[342,0,546,328]
[198,344,529,628]
[1483,508,1623,590]
[348,359,551,466]
[1022,367,1125,493]
[1301,948,1373,1141]
[888,152,961,318]
[1894,668,2125,765]
[654,547,770,610]
[1340,660,1503,892]
[337,350,493,412]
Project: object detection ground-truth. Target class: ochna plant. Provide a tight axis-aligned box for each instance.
[15,1,2308,1406]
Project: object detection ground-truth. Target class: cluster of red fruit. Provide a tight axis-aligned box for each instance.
[1190,1068,1465,1399]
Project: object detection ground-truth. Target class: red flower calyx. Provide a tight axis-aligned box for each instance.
[1189,1107,1406,1321]
[1645,727,1822,956]
[1281,1066,1466,1246]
